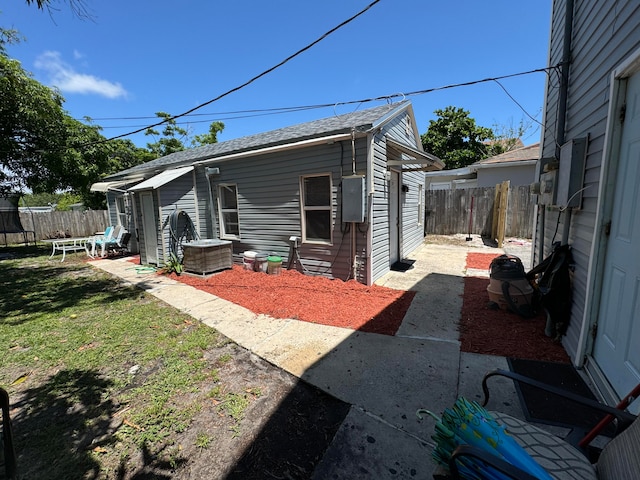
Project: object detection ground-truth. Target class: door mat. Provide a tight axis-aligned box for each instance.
[390,259,415,272]
[508,358,614,435]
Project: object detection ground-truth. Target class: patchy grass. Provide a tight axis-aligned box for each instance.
[0,245,352,480]
[0,246,229,478]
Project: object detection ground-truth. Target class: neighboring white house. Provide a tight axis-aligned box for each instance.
[424,143,539,190]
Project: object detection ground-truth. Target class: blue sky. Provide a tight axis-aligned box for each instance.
[3,1,552,149]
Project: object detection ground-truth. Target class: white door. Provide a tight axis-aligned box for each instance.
[389,170,400,264]
[593,70,640,401]
[140,192,158,265]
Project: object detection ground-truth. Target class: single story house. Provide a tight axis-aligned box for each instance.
[92,101,443,285]
[424,143,539,190]
[534,0,640,411]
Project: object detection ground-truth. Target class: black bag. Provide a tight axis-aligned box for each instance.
[526,243,573,339]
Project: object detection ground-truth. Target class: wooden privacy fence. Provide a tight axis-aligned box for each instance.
[4,210,109,243]
[424,185,534,239]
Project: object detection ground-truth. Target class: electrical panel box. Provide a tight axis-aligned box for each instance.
[557,137,587,209]
[342,175,366,223]
[538,170,557,206]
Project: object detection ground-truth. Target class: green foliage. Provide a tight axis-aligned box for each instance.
[55,192,83,210]
[192,121,225,147]
[145,112,189,158]
[162,252,183,275]
[0,28,23,53]
[420,106,496,170]
[0,31,222,204]
[21,192,82,210]
[195,432,211,449]
[20,192,59,207]
[0,52,67,195]
[0,250,222,476]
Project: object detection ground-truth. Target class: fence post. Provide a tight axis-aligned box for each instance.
[492,181,510,247]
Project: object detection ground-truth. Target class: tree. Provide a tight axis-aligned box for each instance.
[59,119,152,209]
[420,106,496,170]
[0,51,68,195]
[144,112,190,158]
[23,0,93,20]
[192,121,225,147]
[490,117,537,156]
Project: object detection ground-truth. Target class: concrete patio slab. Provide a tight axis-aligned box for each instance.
[87,236,534,478]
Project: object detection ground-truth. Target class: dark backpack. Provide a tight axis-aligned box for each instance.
[526,243,573,339]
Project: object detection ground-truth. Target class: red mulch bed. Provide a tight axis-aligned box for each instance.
[466,252,500,270]
[460,275,569,363]
[167,266,416,336]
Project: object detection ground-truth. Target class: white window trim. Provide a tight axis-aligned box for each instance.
[115,195,127,227]
[300,173,333,245]
[217,183,240,240]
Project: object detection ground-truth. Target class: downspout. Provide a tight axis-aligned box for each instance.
[206,173,217,238]
[350,128,357,281]
[366,132,375,285]
[557,0,575,247]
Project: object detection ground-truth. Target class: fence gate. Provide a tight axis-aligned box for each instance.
[424,185,533,239]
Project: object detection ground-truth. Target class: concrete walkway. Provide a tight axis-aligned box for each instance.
[89,235,534,479]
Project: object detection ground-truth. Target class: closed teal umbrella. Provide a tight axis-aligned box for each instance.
[419,397,553,480]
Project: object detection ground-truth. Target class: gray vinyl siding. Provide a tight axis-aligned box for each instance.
[370,111,426,283]
[100,101,429,285]
[132,173,196,265]
[539,0,640,359]
[371,130,391,283]
[201,140,369,282]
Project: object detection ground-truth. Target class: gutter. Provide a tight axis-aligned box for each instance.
[192,133,355,166]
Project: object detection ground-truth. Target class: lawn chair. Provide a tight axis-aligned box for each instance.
[88,225,122,258]
[104,231,131,257]
[435,370,639,480]
[1,388,17,480]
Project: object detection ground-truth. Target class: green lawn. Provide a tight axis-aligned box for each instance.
[0,245,231,478]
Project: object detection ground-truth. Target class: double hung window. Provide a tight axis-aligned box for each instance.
[218,184,240,239]
[301,174,332,244]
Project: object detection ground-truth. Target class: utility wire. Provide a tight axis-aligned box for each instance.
[85,65,559,133]
[98,0,382,145]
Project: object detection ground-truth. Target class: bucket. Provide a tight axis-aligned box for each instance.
[487,278,533,311]
[267,255,283,275]
[243,251,257,270]
[254,253,268,273]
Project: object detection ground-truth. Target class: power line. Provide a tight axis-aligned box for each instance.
[85,65,558,132]
[98,0,382,144]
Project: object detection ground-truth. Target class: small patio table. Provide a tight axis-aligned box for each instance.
[42,237,90,262]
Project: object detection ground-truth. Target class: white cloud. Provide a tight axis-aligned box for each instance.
[73,49,84,60]
[34,51,128,99]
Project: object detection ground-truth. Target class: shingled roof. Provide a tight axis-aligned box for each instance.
[473,142,540,165]
[110,101,412,178]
